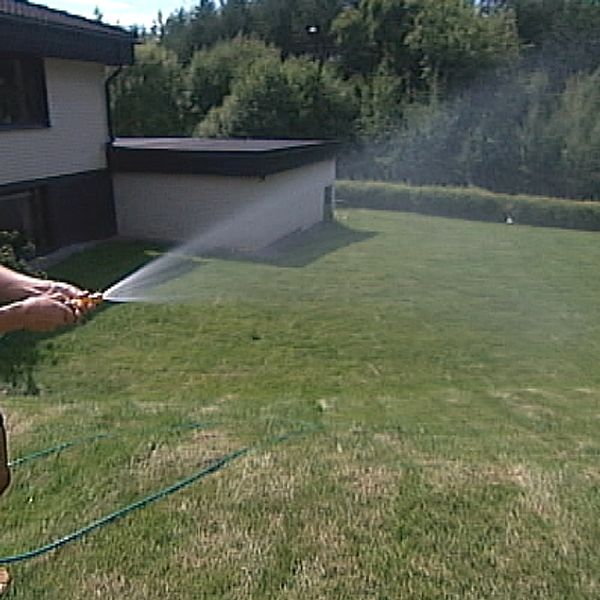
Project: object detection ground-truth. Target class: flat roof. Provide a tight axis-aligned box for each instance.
[109,138,339,177]
[0,0,134,65]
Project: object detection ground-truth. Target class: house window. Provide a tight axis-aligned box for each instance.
[0,56,49,129]
[0,188,50,251]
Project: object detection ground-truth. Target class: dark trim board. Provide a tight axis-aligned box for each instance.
[0,1,134,65]
[0,20,134,65]
[0,169,116,252]
[109,138,340,177]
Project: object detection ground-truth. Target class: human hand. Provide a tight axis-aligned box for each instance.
[16,295,80,332]
[63,293,103,319]
[0,267,87,303]
[33,279,85,300]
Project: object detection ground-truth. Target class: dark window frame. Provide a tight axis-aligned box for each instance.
[0,54,50,131]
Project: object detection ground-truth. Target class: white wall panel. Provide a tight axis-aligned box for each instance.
[0,59,108,186]
[113,160,335,250]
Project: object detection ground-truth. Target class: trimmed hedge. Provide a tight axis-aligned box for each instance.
[336,180,600,231]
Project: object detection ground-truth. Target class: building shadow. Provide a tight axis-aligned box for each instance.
[48,240,168,293]
[84,219,378,276]
[210,219,377,268]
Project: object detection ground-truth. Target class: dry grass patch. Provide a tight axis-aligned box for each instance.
[128,428,237,481]
[234,450,310,503]
[82,571,133,598]
[4,403,70,437]
[511,467,572,524]
[174,517,271,569]
[334,460,399,503]
[423,460,549,491]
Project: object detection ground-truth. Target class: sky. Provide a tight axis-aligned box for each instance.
[43,0,193,29]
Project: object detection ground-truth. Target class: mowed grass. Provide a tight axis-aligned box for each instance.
[1,208,599,599]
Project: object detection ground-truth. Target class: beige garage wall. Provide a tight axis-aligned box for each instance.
[113,159,335,250]
[0,59,108,186]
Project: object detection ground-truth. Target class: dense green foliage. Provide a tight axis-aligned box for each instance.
[0,230,41,276]
[110,0,600,199]
[111,43,193,136]
[197,54,359,138]
[342,65,600,198]
[187,37,280,121]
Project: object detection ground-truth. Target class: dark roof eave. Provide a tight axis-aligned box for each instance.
[0,16,134,65]
[108,142,339,177]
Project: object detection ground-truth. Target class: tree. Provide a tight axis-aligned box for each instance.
[284,56,360,138]
[219,0,253,38]
[331,5,379,76]
[187,37,279,119]
[332,0,418,80]
[197,56,297,137]
[109,0,600,200]
[162,0,220,62]
[357,59,406,136]
[197,55,358,139]
[405,0,519,91]
[510,0,600,76]
[546,67,600,198]
[250,0,346,57]
[111,43,192,136]
[333,0,519,96]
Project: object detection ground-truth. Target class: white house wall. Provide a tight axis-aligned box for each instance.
[0,58,108,186]
[113,160,335,251]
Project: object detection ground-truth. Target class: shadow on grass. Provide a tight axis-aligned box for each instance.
[65,219,378,277]
[0,332,43,395]
[212,219,377,268]
[117,220,377,270]
[48,240,168,293]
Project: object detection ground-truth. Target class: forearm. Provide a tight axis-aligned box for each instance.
[0,266,46,302]
[0,296,79,333]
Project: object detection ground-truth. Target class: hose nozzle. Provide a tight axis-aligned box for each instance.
[68,292,104,311]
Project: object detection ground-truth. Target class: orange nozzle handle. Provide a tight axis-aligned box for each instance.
[68,293,103,311]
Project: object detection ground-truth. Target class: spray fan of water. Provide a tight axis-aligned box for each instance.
[102,241,247,305]
[102,206,295,304]
[103,248,203,304]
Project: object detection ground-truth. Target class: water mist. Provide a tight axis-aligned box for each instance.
[102,198,289,304]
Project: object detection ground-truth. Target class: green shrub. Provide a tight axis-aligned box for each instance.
[336,180,600,231]
[0,230,43,276]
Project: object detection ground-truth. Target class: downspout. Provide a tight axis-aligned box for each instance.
[105,65,123,143]
[105,65,123,239]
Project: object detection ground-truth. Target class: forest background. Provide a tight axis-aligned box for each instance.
[109,0,600,200]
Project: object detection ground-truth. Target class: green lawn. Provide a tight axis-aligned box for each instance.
[1,209,599,599]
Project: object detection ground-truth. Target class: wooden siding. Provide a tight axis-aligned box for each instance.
[0,58,108,186]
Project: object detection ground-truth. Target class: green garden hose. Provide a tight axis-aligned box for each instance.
[0,422,314,565]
